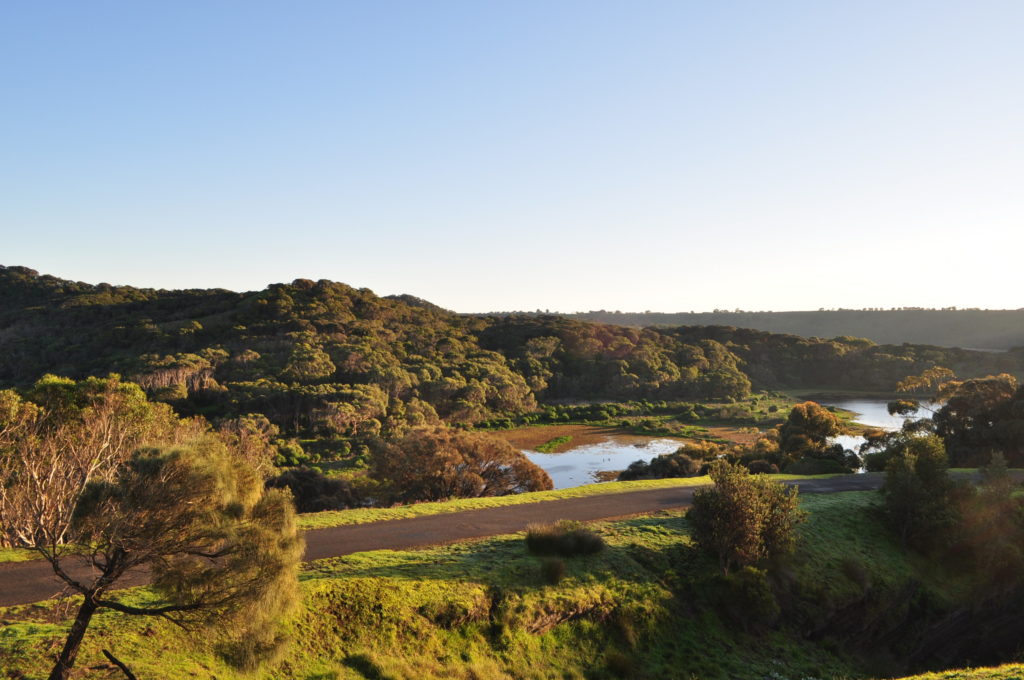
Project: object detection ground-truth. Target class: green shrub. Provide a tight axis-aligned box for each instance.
[784,457,848,475]
[525,520,605,557]
[880,435,961,551]
[687,460,806,574]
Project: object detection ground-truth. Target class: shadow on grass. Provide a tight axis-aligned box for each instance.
[342,654,396,680]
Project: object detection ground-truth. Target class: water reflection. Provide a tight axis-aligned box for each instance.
[824,399,926,455]
[523,437,682,489]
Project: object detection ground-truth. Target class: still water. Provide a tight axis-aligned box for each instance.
[823,399,920,453]
[522,437,682,489]
[524,399,922,489]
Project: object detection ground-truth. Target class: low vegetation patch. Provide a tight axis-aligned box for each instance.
[525,520,606,557]
[534,434,572,453]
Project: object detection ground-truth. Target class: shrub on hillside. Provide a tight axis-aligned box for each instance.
[880,435,962,551]
[687,460,806,574]
[526,520,605,557]
[266,466,358,513]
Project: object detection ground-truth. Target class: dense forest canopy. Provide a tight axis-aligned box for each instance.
[562,309,1024,350]
[2,265,1022,450]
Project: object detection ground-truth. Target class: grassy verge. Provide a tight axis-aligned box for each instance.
[0,547,37,563]
[296,473,839,530]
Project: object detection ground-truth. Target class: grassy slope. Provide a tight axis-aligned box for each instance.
[1,490,957,680]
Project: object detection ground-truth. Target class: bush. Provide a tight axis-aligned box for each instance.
[539,558,566,585]
[617,459,651,481]
[783,457,848,475]
[266,466,358,513]
[880,435,961,551]
[745,459,779,474]
[526,520,605,557]
[687,460,805,574]
[618,448,702,481]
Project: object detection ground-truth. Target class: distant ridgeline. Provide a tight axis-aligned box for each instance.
[2,264,1023,442]
[563,309,1024,350]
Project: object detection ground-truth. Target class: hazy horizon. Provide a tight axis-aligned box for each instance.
[7,261,1024,316]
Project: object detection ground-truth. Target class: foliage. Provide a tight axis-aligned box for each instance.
[69,442,302,671]
[778,401,843,461]
[618,448,702,480]
[525,520,606,557]
[687,461,805,574]
[933,375,1024,466]
[879,435,961,551]
[372,427,553,503]
[0,374,302,678]
[0,374,200,548]
[7,267,1015,476]
[266,466,359,512]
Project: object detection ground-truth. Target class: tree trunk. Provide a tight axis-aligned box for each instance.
[48,595,98,680]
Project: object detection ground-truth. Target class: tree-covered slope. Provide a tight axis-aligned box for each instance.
[2,265,1021,447]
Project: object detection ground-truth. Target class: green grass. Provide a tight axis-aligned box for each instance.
[296,473,839,530]
[534,435,572,453]
[0,547,37,563]
[0,495,870,680]
[0,491,1011,679]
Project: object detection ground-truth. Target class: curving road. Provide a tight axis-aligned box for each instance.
[0,474,888,609]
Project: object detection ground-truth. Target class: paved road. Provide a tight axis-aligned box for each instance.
[0,474,886,608]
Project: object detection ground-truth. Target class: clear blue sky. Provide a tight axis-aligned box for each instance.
[3,1,1022,312]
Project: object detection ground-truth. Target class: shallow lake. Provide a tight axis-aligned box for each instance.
[522,398,924,489]
[823,398,919,453]
[522,436,682,489]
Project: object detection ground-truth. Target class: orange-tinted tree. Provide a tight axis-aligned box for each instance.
[372,427,553,502]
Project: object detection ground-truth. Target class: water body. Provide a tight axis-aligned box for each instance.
[524,399,922,489]
[823,399,922,453]
[523,437,682,489]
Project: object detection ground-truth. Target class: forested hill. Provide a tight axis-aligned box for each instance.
[2,265,1022,441]
[563,309,1024,350]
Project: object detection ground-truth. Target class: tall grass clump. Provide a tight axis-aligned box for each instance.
[525,520,605,557]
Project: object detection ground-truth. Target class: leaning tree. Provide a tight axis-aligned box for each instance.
[0,376,302,679]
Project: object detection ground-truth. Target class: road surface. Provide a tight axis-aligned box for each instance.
[0,474,885,608]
